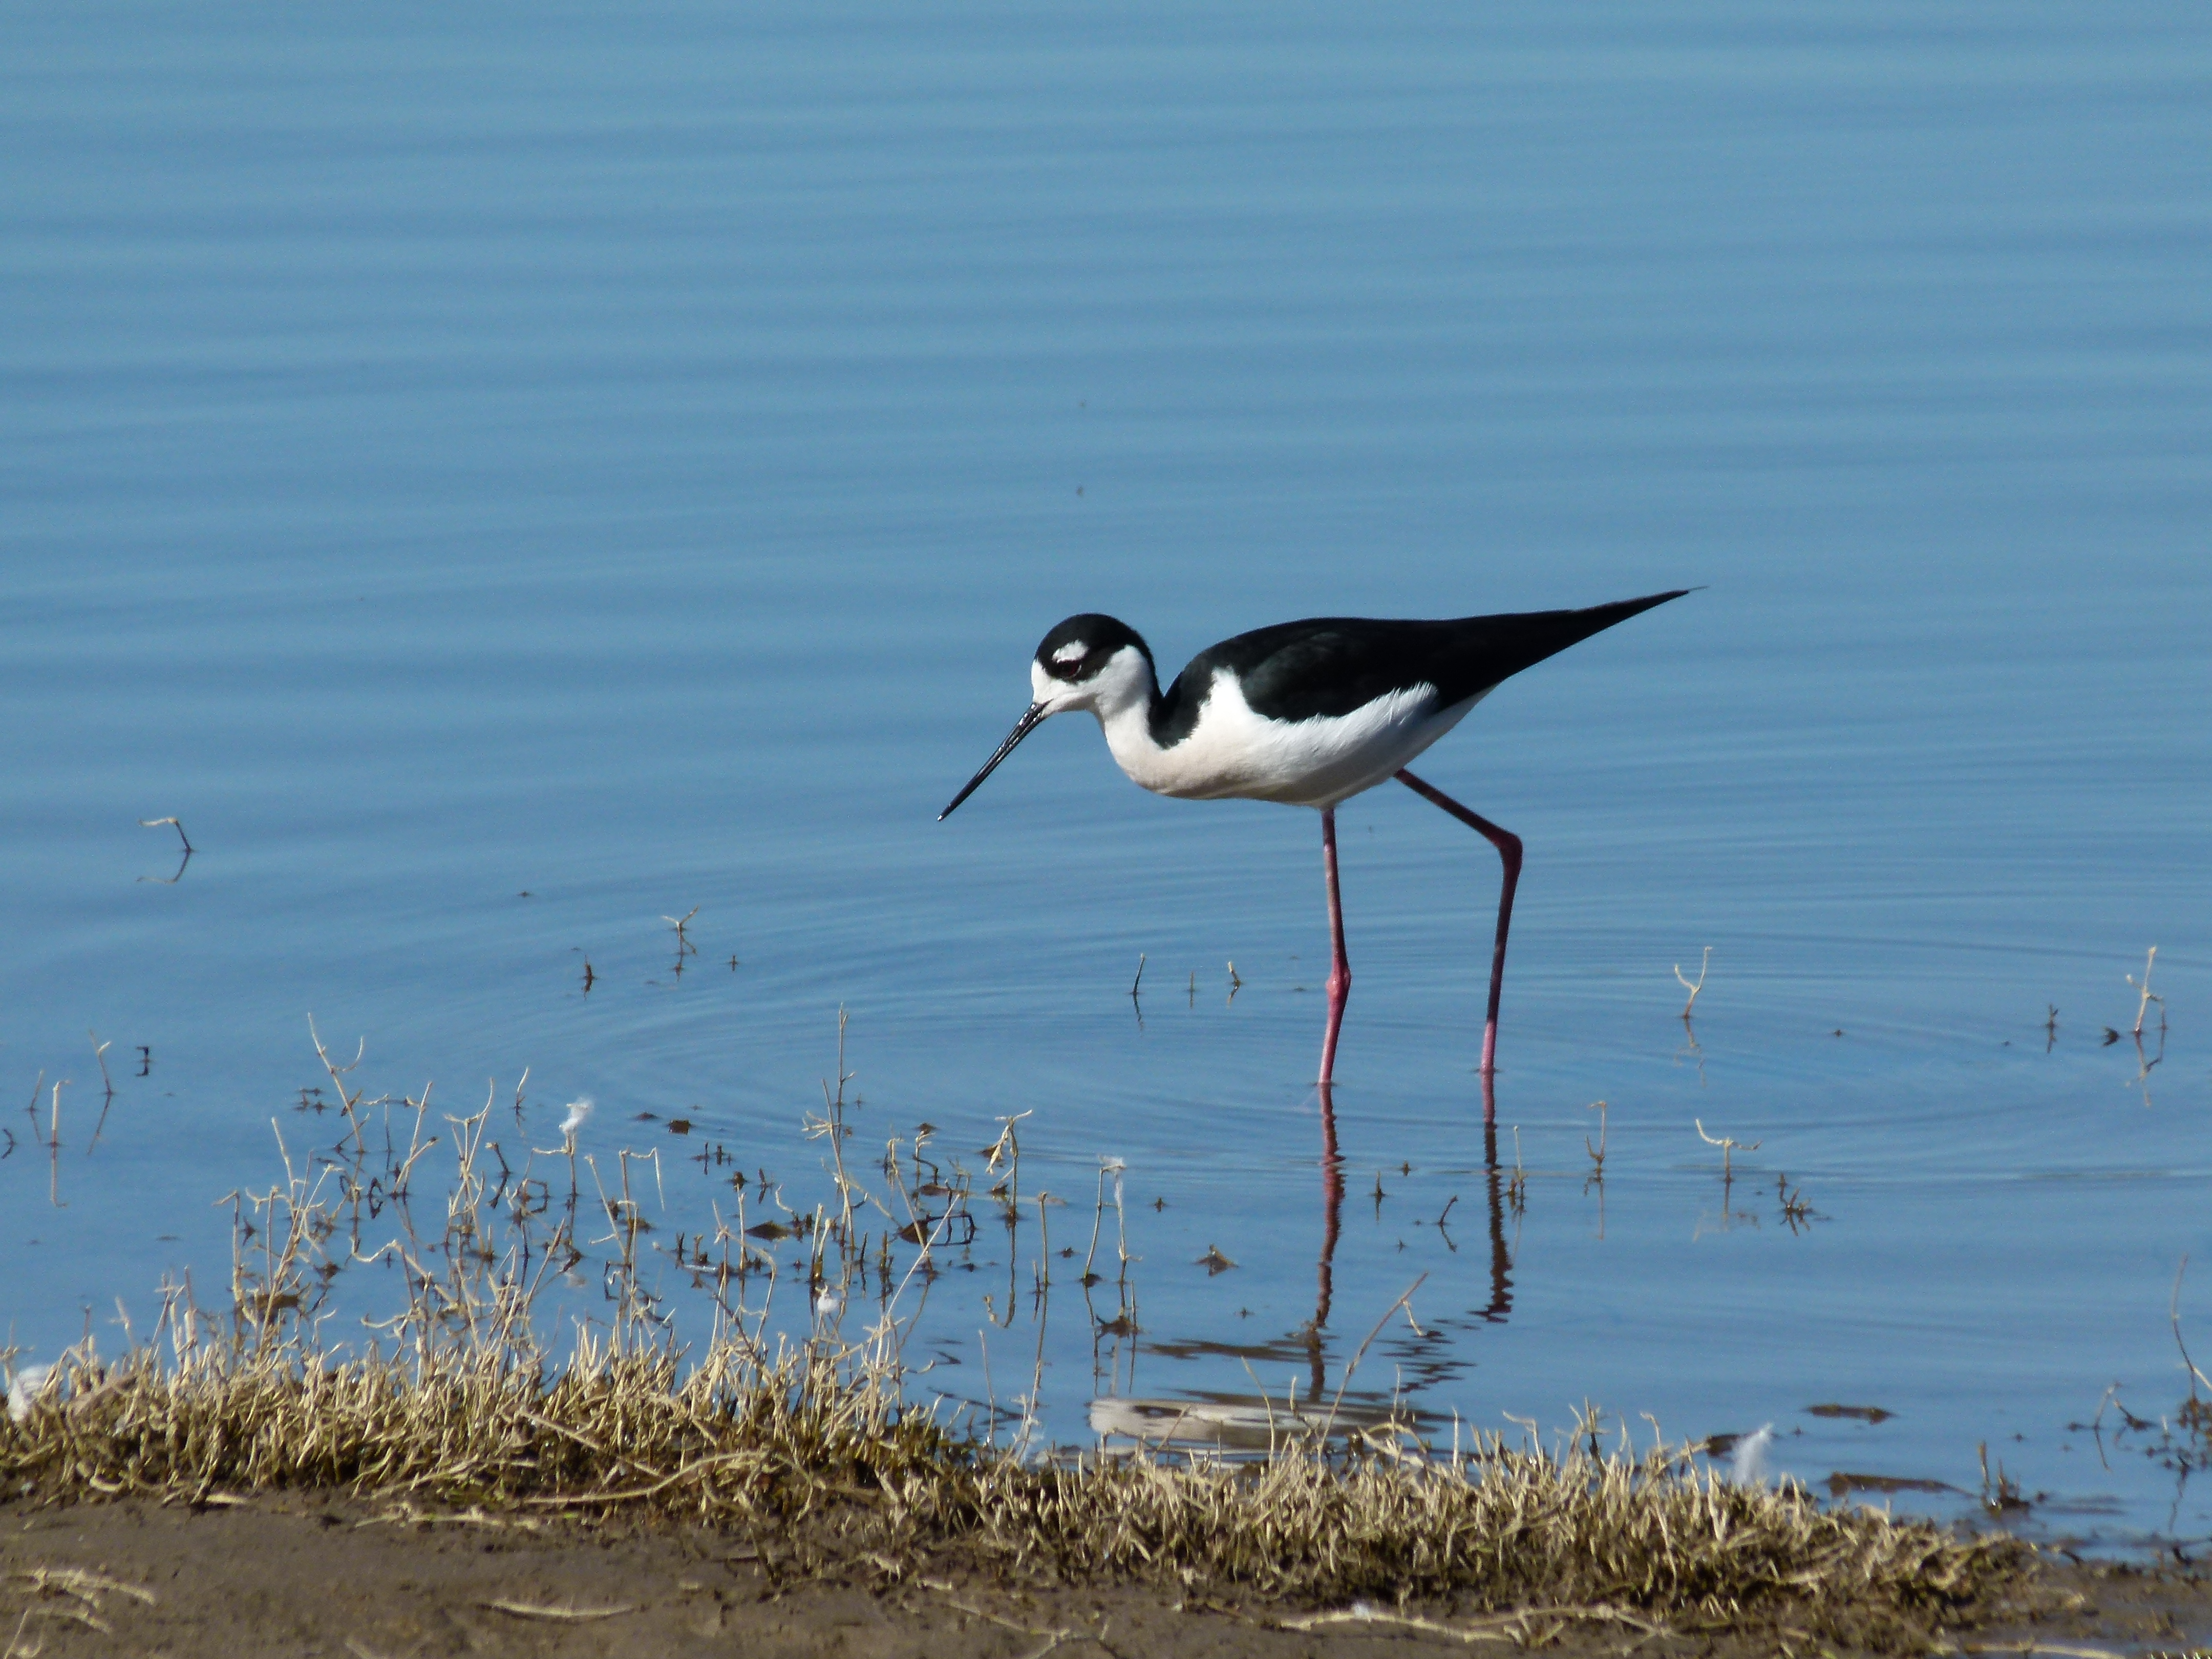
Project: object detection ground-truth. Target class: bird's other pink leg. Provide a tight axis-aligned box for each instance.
[1395,768,1522,1122]
[1317,806,1352,1086]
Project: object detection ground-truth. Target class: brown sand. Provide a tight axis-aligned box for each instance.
[4,1498,2209,1659]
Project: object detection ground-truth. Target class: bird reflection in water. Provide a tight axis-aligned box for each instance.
[1089,1079,1514,1452]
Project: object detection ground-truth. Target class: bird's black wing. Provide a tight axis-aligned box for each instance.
[1152,590,1688,740]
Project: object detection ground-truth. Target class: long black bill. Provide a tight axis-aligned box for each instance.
[939,702,1050,820]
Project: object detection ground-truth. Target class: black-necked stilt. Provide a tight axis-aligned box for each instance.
[940,590,1688,1117]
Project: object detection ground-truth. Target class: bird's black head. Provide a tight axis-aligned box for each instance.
[939,613,1155,822]
[1034,614,1152,685]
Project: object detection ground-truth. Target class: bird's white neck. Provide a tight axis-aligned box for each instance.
[1096,690,1177,786]
[1032,644,1181,789]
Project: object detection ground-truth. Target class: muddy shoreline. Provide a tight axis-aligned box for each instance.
[5,1496,2207,1659]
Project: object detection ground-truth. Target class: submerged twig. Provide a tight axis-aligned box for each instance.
[1673,947,1710,1018]
[2128,946,2164,1040]
[1695,1119,1760,1183]
[2173,1257,2212,1401]
[87,1031,117,1153]
[137,816,193,854]
[46,1077,67,1207]
[136,816,194,883]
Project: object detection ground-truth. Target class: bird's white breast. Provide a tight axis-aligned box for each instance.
[1099,670,1479,808]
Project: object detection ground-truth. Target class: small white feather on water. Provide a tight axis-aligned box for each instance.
[7,1363,55,1423]
[559,1098,592,1142]
[1728,1423,1775,1486]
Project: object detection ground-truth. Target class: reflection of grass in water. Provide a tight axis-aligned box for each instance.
[0,1034,2031,1640]
[2172,1257,2212,1452]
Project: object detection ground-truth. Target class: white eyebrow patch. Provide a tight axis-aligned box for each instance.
[1052,641,1087,663]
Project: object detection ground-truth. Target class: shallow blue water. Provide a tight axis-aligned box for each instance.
[5,1,2211,1548]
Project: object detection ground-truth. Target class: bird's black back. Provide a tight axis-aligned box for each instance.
[1151,589,1688,743]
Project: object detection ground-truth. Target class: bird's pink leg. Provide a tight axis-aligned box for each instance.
[1317,806,1352,1086]
[1395,768,1521,1121]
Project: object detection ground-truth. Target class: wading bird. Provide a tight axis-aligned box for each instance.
[939,591,1687,1118]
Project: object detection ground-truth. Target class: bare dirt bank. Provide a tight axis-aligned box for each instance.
[5,1497,2208,1659]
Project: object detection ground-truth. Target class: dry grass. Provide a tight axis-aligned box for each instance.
[1,1340,2025,1643]
[976,1440,2018,1635]
[0,1037,2033,1647]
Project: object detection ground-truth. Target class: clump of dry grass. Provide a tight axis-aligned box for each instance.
[0,1346,2027,1645]
[0,1338,2025,1643]
[0,1034,2031,1645]
[969,1431,1987,1618]
[2,1338,953,1567]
